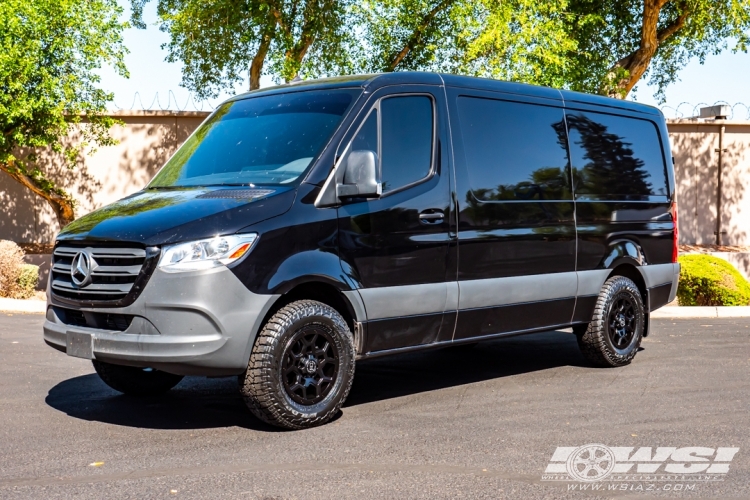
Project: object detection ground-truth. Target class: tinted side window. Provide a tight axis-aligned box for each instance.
[380,96,433,193]
[456,97,571,202]
[566,111,667,199]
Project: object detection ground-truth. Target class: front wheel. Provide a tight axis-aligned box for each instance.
[239,300,355,430]
[576,276,645,367]
[92,360,184,396]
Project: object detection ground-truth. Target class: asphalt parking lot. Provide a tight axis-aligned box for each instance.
[0,313,749,499]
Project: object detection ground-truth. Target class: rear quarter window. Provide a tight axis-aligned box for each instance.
[565,111,668,200]
[456,96,571,202]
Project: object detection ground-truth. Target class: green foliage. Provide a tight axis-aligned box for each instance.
[16,264,39,300]
[137,0,750,102]
[562,1,750,101]
[353,0,575,86]
[134,0,356,96]
[677,254,750,306]
[0,0,128,225]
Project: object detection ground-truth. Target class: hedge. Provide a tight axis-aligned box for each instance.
[17,264,39,299]
[677,254,750,306]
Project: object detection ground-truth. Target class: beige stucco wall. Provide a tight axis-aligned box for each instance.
[1,113,749,246]
[668,120,750,246]
[0,111,208,245]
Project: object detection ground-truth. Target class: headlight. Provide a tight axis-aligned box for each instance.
[158,234,258,272]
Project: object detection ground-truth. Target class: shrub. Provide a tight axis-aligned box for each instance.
[0,240,39,299]
[677,254,750,306]
[16,264,39,299]
[0,240,25,298]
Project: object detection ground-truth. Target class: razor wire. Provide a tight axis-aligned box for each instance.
[659,101,750,120]
[110,91,219,112]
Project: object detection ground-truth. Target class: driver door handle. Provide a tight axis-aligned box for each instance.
[419,210,445,224]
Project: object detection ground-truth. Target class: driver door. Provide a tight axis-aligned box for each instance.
[336,87,457,353]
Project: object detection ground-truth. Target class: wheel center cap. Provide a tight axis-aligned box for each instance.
[617,315,626,327]
[304,359,318,374]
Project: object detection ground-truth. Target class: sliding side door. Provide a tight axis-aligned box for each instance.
[447,88,577,339]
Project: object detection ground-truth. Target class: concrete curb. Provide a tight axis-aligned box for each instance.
[0,298,46,314]
[651,306,750,318]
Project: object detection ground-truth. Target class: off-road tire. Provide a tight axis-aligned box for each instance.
[239,300,355,430]
[92,360,184,396]
[576,276,645,367]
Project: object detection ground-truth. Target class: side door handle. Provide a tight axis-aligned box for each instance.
[419,210,445,224]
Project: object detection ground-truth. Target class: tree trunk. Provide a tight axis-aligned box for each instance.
[283,34,314,82]
[603,0,690,98]
[386,0,454,72]
[249,24,275,90]
[0,162,75,229]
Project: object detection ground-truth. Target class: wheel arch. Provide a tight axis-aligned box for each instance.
[264,280,364,331]
[607,262,647,303]
[606,262,651,337]
[241,279,366,371]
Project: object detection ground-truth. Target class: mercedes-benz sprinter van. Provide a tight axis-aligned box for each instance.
[44,73,680,429]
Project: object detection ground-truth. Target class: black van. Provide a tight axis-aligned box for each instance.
[44,72,679,429]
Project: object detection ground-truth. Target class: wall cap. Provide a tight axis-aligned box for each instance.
[666,118,750,126]
[107,110,212,118]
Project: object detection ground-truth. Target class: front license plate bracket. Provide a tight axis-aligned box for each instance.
[66,331,94,359]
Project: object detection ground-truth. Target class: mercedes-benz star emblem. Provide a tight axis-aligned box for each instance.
[70,251,93,287]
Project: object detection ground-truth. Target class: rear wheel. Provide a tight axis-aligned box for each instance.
[576,276,645,367]
[92,360,184,396]
[239,300,355,430]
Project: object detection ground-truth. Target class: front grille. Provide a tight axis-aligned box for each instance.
[51,245,147,302]
[52,306,133,332]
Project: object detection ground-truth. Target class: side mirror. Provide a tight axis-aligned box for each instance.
[336,150,381,199]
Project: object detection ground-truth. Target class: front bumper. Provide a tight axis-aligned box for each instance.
[44,266,278,376]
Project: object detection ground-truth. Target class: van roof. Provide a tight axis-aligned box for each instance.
[227,72,661,117]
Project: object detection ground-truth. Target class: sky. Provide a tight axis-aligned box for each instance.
[98,1,750,120]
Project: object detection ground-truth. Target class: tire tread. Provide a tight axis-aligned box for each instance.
[239,300,355,430]
[576,276,645,368]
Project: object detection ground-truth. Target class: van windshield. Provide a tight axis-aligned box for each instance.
[148,89,359,188]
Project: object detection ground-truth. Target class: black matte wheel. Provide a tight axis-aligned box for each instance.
[239,300,355,430]
[576,276,645,367]
[92,360,184,396]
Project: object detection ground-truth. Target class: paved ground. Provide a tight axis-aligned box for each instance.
[0,314,749,499]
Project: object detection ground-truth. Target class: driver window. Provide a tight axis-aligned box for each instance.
[341,95,434,194]
[380,96,433,193]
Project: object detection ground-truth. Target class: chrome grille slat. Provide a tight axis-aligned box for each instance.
[52,262,72,273]
[90,249,146,258]
[51,244,147,302]
[53,247,146,258]
[92,265,142,275]
[52,280,133,293]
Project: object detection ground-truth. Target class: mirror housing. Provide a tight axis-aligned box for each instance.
[336,150,381,199]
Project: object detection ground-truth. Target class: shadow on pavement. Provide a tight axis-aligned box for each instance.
[346,329,588,407]
[45,374,277,431]
[45,330,589,430]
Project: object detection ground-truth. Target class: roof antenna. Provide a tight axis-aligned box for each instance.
[291,75,303,83]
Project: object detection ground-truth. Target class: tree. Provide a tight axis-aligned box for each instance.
[354,0,575,88]
[356,0,750,100]
[0,0,128,228]
[133,0,355,96]
[563,0,750,99]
